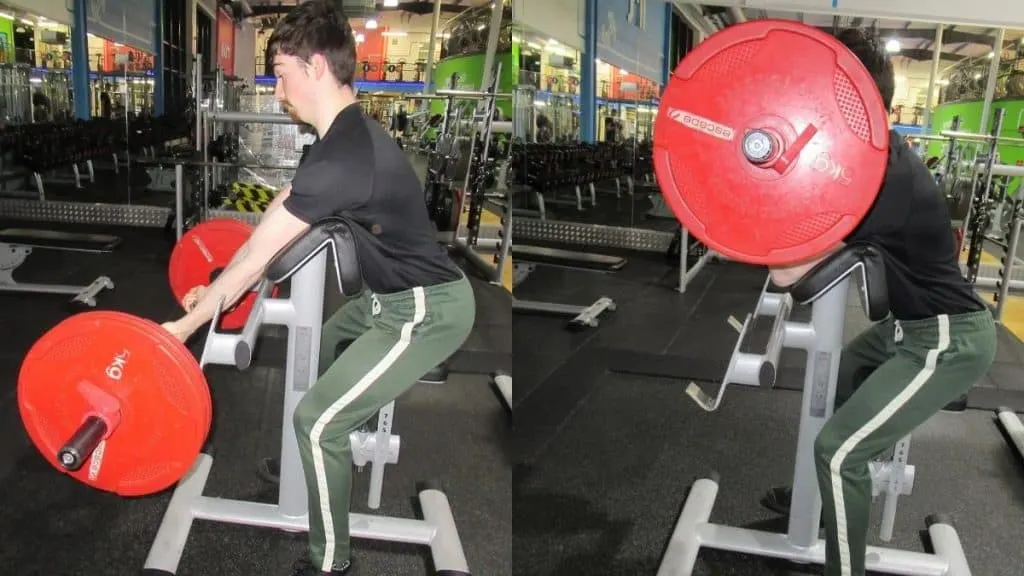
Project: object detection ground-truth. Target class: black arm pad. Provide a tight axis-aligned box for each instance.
[788,242,890,322]
[266,216,364,297]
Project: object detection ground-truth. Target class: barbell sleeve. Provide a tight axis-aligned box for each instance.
[58,415,108,471]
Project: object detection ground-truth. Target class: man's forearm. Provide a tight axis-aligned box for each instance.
[770,259,821,287]
[179,257,265,333]
[769,244,845,287]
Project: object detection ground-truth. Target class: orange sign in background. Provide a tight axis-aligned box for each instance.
[217,8,235,76]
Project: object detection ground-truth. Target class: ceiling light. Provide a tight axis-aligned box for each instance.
[366,19,378,30]
[382,0,398,6]
[885,39,900,53]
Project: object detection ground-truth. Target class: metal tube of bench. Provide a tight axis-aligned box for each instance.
[206,111,297,125]
[452,239,501,284]
[175,163,184,241]
[436,89,513,100]
[234,282,272,370]
[759,293,793,387]
[995,219,1023,323]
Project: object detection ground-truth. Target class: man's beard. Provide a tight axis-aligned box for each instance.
[281,102,315,135]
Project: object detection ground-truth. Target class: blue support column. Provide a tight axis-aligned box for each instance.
[153,0,165,115]
[70,0,91,120]
[661,2,673,88]
[580,0,597,143]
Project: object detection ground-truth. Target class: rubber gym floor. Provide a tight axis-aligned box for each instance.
[0,221,512,576]
[512,242,1024,575]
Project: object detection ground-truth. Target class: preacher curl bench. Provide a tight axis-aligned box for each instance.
[144,217,470,575]
[660,243,971,576]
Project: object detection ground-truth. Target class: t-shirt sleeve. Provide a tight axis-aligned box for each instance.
[845,163,914,243]
[283,150,374,224]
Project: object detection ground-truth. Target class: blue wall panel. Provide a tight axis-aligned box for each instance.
[87,0,158,52]
[594,0,667,82]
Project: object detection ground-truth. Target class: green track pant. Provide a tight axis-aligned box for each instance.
[293,275,475,572]
[815,310,996,576]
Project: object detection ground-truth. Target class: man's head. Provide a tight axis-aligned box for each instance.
[267,0,357,125]
[836,28,895,112]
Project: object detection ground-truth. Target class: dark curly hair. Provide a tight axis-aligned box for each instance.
[266,0,357,87]
[836,28,896,111]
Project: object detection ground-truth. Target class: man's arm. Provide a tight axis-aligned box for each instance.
[769,258,824,287]
[262,184,292,222]
[175,204,310,335]
[768,243,845,287]
[283,156,372,221]
[215,185,294,272]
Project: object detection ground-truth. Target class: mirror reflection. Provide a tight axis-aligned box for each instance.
[509,0,665,235]
[0,2,166,207]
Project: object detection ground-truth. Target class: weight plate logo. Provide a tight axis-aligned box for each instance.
[666,108,735,141]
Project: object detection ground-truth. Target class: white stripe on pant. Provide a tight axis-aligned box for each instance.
[828,314,950,576]
[309,287,427,572]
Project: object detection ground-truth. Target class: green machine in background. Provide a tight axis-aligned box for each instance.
[429,0,517,119]
[926,99,1024,198]
[432,50,518,119]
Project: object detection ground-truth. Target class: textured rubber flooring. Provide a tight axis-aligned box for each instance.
[0,221,510,576]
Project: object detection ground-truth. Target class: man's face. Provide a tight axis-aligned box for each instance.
[273,53,315,124]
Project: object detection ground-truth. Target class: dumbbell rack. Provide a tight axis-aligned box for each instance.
[144,248,468,574]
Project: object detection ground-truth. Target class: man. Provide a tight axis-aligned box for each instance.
[763,29,997,576]
[161,2,475,574]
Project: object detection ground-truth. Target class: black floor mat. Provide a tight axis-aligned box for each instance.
[449,274,511,374]
[514,371,1024,576]
[0,221,511,576]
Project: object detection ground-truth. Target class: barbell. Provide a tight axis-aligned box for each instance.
[18,219,256,496]
[653,19,890,266]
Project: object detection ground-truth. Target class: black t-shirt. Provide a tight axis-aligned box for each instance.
[846,131,985,320]
[284,105,462,294]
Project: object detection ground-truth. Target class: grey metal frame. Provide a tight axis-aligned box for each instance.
[510,259,616,328]
[997,408,1024,465]
[493,371,512,408]
[512,297,616,328]
[512,217,676,253]
[0,242,113,306]
[658,277,971,576]
[144,247,470,575]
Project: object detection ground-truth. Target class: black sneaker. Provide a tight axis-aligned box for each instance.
[290,558,352,575]
[761,486,825,527]
[941,394,968,413]
[258,457,280,485]
[417,362,449,385]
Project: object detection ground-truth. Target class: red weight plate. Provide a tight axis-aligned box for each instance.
[18,311,211,496]
[169,219,255,330]
[653,20,890,266]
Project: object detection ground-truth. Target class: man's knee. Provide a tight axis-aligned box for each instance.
[813,425,841,471]
[293,395,319,439]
